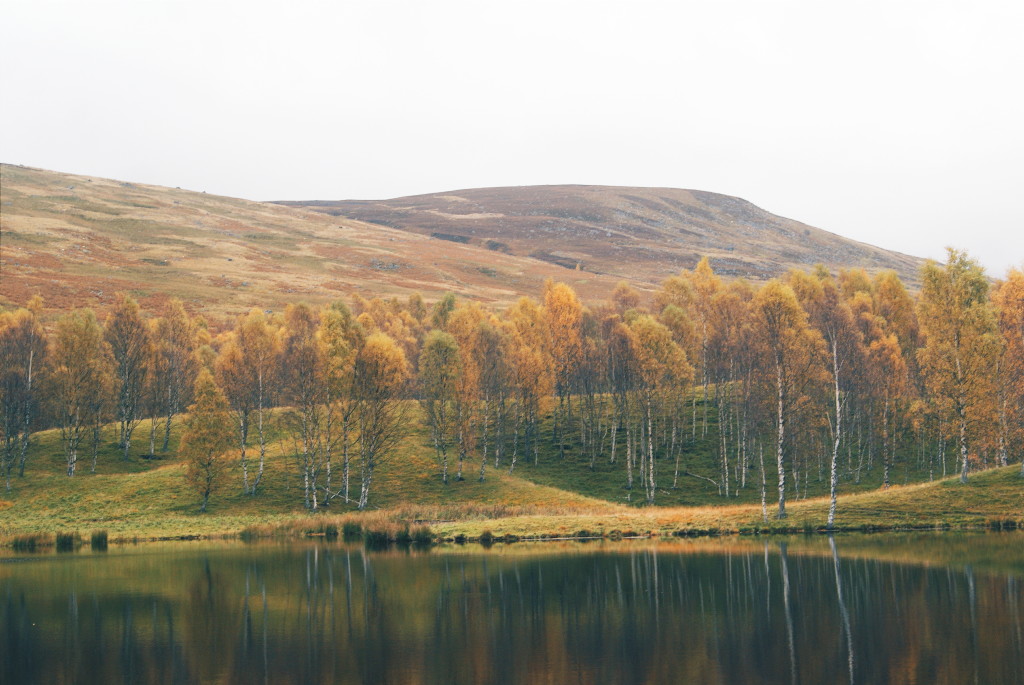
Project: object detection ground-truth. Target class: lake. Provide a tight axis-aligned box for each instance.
[2,533,1022,684]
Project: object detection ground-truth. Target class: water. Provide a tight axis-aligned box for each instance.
[2,534,1022,684]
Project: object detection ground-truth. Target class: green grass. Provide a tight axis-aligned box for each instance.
[1,399,1020,547]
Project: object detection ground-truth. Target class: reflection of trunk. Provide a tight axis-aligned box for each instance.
[966,565,979,685]
[780,543,798,685]
[830,537,855,685]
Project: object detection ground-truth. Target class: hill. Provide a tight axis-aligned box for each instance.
[280,185,923,286]
[2,165,925,323]
[0,165,626,320]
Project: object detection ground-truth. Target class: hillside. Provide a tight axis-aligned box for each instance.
[0,165,626,320]
[2,165,926,322]
[281,185,924,286]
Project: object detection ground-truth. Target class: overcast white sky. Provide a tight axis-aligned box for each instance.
[3,1,1022,276]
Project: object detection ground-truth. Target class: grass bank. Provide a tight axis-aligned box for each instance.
[1,408,1020,548]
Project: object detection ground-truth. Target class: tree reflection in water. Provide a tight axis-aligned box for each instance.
[2,535,1023,684]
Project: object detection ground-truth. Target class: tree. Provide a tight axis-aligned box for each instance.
[48,309,114,476]
[0,298,46,488]
[991,269,1024,473]
[352,333,410,510]
[216,309,280,494]
[787,269,864,527]
[751,281,825,518]
[104,293,150,461]
[628,315,692,504]
[419,330,461,484]
[503,297,553,471]
[152,299,199,452]
[280,303,325,509]
[319,301,363,503]
[180,370,234,512]
[543,281,584,458]
[918,249,999,483]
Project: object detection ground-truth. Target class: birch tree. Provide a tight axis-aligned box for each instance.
[48,309,113,476]
[918,249,999,483]
[353,333,410,510]
[0,299,46,488]
[419,330,460,484]
[752,281,825,518]
[104,293,150,461]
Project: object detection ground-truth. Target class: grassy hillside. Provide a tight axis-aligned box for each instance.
[0,164,626,320]
[2,165,927,326]
[2,400,1019,545]
[282,185,924,287]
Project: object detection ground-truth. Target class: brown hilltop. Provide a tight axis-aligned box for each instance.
[281,185,922,286]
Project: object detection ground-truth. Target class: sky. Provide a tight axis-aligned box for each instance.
[2,0,1022,276]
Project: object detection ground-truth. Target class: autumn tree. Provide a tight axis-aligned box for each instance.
[48,309,114,476]
[868,332,908,488]
[419,330,461,483]
[543,281,584,458]
[751,281,825,518]
[918,249,999,483]
[104,293,150,461]
[319,301,363,504]
[991,269,1024,473]
[180,369,234,512]
[787,268,864,527]
[0,298,46,488]
[280,303,325,509]
[152,299,199,452]
[503,297,553,471]
[216,309,281,494]
[353,333,410,510]
[628,314,692,504]
[446,303,486,480]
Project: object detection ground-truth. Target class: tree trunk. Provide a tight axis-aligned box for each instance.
[776,360,787,519]
[827,348,842,530]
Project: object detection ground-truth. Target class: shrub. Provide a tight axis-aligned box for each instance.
[90,530,109,551]
[56,532,77,552]
[411,526,433,546]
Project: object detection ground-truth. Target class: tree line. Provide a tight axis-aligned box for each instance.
[2,249,1021,519]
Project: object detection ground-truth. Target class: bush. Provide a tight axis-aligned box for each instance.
[56,532,77,552]
[90,530,109,551]
[412,526,433,546]
[478,530,494,547]
[11,533,48,552]
[342,521,362,540]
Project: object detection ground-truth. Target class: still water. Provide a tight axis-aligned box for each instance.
[2,534,1022,684]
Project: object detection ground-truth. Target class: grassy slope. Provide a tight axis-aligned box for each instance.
[2,401,1020,543]
[0,164,628,320]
